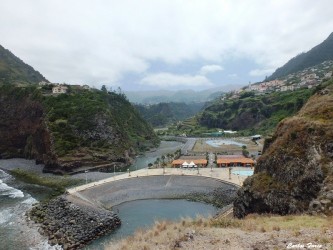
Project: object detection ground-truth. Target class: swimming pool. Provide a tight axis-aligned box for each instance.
[206,139,245,148]
[232,170,254,176]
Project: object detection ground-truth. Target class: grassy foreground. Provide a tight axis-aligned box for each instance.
[107,214,333,250]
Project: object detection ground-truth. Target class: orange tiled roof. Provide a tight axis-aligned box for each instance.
[217,157,254,164]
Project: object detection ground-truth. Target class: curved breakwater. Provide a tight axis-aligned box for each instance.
[73,175,238,209]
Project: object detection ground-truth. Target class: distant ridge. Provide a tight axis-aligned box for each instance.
[267,32,333,80]
[0,44,48,84]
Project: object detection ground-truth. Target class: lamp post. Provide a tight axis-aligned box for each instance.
[85,170,88,184]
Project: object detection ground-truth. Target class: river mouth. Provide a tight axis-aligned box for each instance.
[84,199,218,249]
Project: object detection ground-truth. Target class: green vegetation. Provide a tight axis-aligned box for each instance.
[42,87,159,157]
[164,87,314,137]
[10,169,83,198]
[0,44,47,84]
[268,32,333,80]
[135,102,204,127]
[198,87,313,135]
[0,83,159,167]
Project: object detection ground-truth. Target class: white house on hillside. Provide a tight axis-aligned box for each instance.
[52,85,68,94]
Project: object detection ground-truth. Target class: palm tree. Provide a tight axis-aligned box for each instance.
[166,153,171,163]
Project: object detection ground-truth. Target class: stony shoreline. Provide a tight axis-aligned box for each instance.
[28,196,121,249]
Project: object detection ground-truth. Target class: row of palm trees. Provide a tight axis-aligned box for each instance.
[148,149,182,168]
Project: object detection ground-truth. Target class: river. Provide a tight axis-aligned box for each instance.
[0,140,222,250]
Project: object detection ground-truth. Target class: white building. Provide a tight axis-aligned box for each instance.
[52,85,68,94]
[280,85,295,92]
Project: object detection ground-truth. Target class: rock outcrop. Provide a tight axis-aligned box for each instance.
[0,87,55,164]
[0,84,158,174]
[234,81,333,218]
[28,197,121,249]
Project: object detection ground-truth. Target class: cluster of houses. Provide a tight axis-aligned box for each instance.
[226,60,333,99]
[38,81,90,94]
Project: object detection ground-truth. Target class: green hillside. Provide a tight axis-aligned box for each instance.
[199,88,313,135]
[0,44,48,84]
[135,102,204,127]
[267,32,333,80]
[0,84,159,172]
[166,87,316,137]
[42,88,159,157]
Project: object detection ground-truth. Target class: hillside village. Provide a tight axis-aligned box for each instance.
[226,60,333,99]
[38,81,90,94]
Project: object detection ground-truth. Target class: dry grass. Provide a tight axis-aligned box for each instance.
[105,214,333,250]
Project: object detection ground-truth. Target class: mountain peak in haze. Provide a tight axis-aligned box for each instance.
[267,32,333,81]
[0,44,48,84]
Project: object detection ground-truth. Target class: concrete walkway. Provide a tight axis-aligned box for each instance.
[67,167,252,194]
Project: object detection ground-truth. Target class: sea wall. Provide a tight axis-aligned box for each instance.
[74,175,238,208]
[28,197,121,249]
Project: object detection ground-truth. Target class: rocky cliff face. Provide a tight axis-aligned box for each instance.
[234,81,333,218]
[0,86,55,164]
[0,85,158,173]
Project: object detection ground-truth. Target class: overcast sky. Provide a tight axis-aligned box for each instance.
[1,0,332,91]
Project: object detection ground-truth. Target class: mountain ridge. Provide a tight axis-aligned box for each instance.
[0,44,48,84]
[267,32,333,80]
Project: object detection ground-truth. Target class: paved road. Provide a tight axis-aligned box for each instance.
[181,138,196,154]
[67,167,251,194]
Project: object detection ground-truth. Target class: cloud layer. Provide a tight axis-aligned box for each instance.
[0,0,332,90]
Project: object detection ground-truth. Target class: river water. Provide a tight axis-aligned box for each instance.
[0,141,222,250]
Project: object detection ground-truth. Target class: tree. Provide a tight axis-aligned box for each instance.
[166,153,171,163]
[101,85,107,92]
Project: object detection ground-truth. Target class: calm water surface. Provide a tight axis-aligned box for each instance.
[85,199,218,249]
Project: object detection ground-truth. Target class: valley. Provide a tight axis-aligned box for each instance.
[0,13,332,250]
